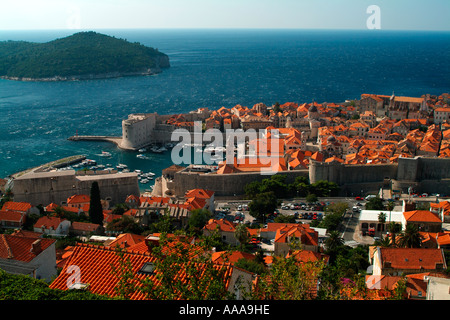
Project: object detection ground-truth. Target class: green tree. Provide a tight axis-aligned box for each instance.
[324,230,345,253]
[387,222,402,247]
[398,224,422,248]
[106,215,143,234]
[149,211,174,234]
[234,257,267,276]
[139,237,232,300]
[111,203,130,215]
[88,181,103,225]
[310,180,339,197]
[386,201,395,223]
[254,256,324,299]
[365,196,384,210]
[188,208,212,235]
[234,223,250,249]
[110,246,136,299]
[306,193,318,203]
[248,191,277,222]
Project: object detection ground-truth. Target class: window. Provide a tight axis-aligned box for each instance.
[138,262,155,275]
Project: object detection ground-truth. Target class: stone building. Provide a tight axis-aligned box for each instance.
[12,170,139,207]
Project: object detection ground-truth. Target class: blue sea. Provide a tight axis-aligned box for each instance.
[0,29,449,190]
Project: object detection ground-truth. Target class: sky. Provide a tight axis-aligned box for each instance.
[0,0,449,31]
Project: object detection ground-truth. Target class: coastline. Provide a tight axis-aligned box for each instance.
[0,68,163,82]
[8,155,87,179]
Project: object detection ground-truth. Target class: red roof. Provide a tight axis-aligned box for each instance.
[1,201,32,213]
[49,243,233,299]
[34,216,67,230]
[67,194,90,204]
[0,210,25,223]
[379,248,446,270]
[211,250,256,265]
[106,233,146,249]
[274,224,319,247]
[0,234,55,262]
[403,210,442,223]
[70,221,101,232]
[185,189,214,199]
[203,219,236,232]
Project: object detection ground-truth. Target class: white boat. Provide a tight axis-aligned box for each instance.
[116,164,128,170]
[136,154,149,159]
[150,147,163,153]
[140,179,149,184]
[138,148,147,153]
[99,151,112,157]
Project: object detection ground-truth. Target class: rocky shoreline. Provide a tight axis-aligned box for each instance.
[0,68,163,82]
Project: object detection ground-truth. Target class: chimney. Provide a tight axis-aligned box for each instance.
[145,235,160,249]
[30,239,42,255]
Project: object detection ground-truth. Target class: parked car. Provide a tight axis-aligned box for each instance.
[355,196,364,201]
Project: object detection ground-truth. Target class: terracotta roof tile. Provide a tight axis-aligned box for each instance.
[0,234,55,262]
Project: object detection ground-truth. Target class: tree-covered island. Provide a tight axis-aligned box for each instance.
[0,31,170,81]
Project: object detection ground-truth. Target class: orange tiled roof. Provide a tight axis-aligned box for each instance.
[203,218,236,232]
[185,189,214,199]
[106,233,146,249]
[0,210,25,223]
[49,243,232,299]
[0,234,55,262]
[379,248,446,270]
[403,210,442,223]
[1,201,32,213]
[274,224,318,247]
[71,221,101,232]
[286,250,329,265]
[67,194,90,204]
[211,250,256,265]
[34,216,67,230]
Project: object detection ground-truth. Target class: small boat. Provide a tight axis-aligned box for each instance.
[136,154,149,159]
[99,151,112,157]
[116,164,128,170]
[140,179,149,184]
[138,148,147,153]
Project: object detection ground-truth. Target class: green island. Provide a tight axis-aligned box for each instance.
[0,31,170,81]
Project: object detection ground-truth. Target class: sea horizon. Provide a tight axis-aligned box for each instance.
[0,28,449,185]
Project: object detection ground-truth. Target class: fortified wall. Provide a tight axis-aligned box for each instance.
[12,170,140,206]
[171,167,310,197]
[169,156,450,198]
[309,156,450,196]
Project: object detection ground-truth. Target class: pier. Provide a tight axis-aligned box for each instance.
[68,135,122,147]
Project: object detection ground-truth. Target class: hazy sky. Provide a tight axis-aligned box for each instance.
[1,0,449,31]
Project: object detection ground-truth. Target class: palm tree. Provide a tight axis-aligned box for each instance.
[386,201,395,223]
[374,236,392,247]
[324,230,344,252]
[397,224,422,248]
[387,222,402,247]
[234,223,250,249]
[378,212,386,233]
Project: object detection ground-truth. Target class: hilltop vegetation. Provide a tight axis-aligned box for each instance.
[0,31,169,80]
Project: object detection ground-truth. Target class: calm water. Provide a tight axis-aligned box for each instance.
[0,29,449,189]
